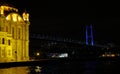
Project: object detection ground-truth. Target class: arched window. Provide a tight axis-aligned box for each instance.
[18,28,20,39]
[8,40,10,45]
[1,49,5,57]
[6,26,8,32]
[2,38,5,44]
[0,26,4,31]
[12,27,14,38]
[8,49,11,56]
[0,26,1,31]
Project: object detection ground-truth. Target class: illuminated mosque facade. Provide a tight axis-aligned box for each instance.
[0,5,30,62]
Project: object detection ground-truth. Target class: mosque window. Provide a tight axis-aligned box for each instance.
[8,49,11,56]
[6,26,8,32]
[8,40,10,45]
[12,27,14,38]
[1,47,5,57]
[1,49,4,57]
[0,26,1,31]
[2,38,5,44]
[0,26,4,31]
[18,28,20,39]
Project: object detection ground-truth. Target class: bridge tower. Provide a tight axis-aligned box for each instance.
[86,25,94,46]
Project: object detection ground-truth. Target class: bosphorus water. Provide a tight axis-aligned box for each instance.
[0,59,119,74]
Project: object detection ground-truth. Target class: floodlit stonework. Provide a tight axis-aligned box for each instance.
[0,5,30,62]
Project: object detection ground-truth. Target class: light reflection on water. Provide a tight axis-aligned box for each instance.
[0,61,119,74]
[0,66,30,74]
[0,66,42,74]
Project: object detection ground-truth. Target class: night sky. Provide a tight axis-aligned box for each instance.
[3,0,120,45]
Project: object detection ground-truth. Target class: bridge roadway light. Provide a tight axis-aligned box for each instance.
[36,52,40,56]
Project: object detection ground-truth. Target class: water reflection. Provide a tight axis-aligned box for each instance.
[0,60,119,74]
[0,66,30,74]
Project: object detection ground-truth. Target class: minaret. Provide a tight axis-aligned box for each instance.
[0,6,4,15]
[22,9,29,22]
[22,9,30,61]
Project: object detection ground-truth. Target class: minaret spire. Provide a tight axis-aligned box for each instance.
[22,8,29,22]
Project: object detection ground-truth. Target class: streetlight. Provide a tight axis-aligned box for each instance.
[36,52,40,56]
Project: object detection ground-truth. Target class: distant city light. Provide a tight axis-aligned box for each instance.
[58,53,68,58]
[100,52,116,57]
[36,52,40,56]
